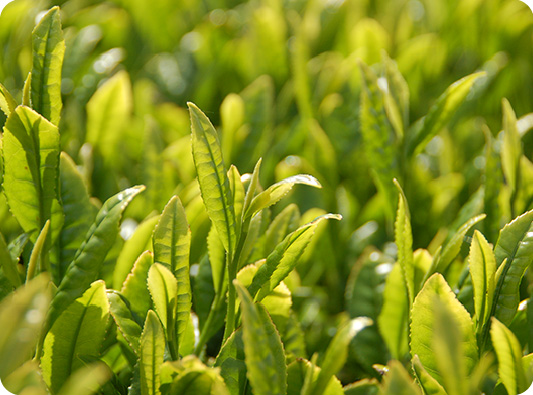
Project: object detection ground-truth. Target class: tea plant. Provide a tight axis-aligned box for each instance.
[0,2,533,395]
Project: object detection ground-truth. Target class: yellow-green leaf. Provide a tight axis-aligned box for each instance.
[31,6,65,125]
[140,310,165,395]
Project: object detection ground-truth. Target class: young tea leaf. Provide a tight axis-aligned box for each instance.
[41,280,110,394]
[2,106,62,243]
[491,318,528,395]
[188,102,236,255]
[107,290,143,355]
[286,359,344,395]
[234,280,287,395]
[147,263,177,337]
[46,186,144,333]
[248,213,342,302]
[0,83,17,117]
[121,251,154,322]
[410,274,478,386]
[501,99,522,216]
[152,195,191,352]
[31,6,65,125]
[492,209,533,325]
[411,355,447,395]
[140,310,165,395]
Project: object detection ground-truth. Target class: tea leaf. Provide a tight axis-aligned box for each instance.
[265,204,300,254]
[492,209,533,325]
[189,102,236,255]
[359,61,398,221]
[26,220,50,282]
[234,280,286,395]
[248,213,341,302]
[0,275,50,378]
[501,99,522,216]
[228,165,244,236]
[58,153,97,282]
[245,174,321,221]
[378,263,409,359]
[147,263,177,332]
[152,195,191,351]
[31,6,65,125]
[0,231,21,287]
[491,318,527,395]
[0,83,17,117]
[3,106,61,242]
[113,214,160,289]
[46,186,144,331]
[394,180,414,305]
[41,280,109,394]
[214,329,247,395]
[406,72,485,155]
[162,357,229,394]
[107,290,143,355]
[411,355,447,395]
[140,310,165,395]
[410,274,478,386]
[469,230,496,329]
[121,251,154,322]
[56,362,111,395]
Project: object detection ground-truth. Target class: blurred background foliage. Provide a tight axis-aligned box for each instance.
[1,0,532,384]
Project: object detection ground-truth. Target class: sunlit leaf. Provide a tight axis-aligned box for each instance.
[287,359,343,395]
[31,6,65,125]
[121,251,154,321]
[394,180,414,305]
[140,310,165,395]
[107,290,143,355]
[0,83,17,117]
[41,281,110,394]
[381,360,421,395]
[189,102,236,255]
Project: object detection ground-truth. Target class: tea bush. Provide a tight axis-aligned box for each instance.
[0,1,533,394]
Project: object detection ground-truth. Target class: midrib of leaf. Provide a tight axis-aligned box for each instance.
[62,285,98,379]
[24,112,46,231]
[35,24,52,118]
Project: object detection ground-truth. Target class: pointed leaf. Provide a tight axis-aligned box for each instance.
[265,204,300,254]
[207,225,225,294]
[46,186,144,331]
[140,310,165,395]
[3,106,61,242]
[107,290,143,355]
[41,281,110,394]
[214,329,247,395]
[358,61,398,221]
[245,174,321,221]
[86,71,132,164]
[0,275,50,378]
[432,214,486,275]
[31,6,65,125]
[242,158,262,217]
[228,165,244,236]
[22,72,31,107]
[248,214,341,302]
[152,195,191,349]
[311,318,372,395]
[188,102,236,254]
[113,214,160,289]
[406,72,485,155]
[378,263,409,359]
[501,99,522,204]
[0,83,17,117]
[469,230,496,329]
[147,263,177,332]
[121,251,154,321]
[410,274,478,385]
[492,209,533,325]
[412,355,447,395]
[491,318,527,395]
[26,220,50,282]
[58,153,97,282]
[394,180,415,305]
[234,281,286,395]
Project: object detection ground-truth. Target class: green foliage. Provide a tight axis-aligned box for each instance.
[2,2,533,394]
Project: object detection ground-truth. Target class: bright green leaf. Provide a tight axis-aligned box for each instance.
[406,72,485,156]
[188,102,236,255]
[380,360,421,395]
[140,310,165,395]
[121,251,154,322]
[107,290,143,355]
[411,355,447,395]
[287,359,343,395]
[46,186,144,332]
[248,213,341,302]
[2,106,62,242]
[234,280,286,395]
[41,281,110,394]
[31,6,65,125]
[56,362,111,395]
[491,318,527,395]
[501,98,522,214]
[410,274,478,386]
[0,83,17,117]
